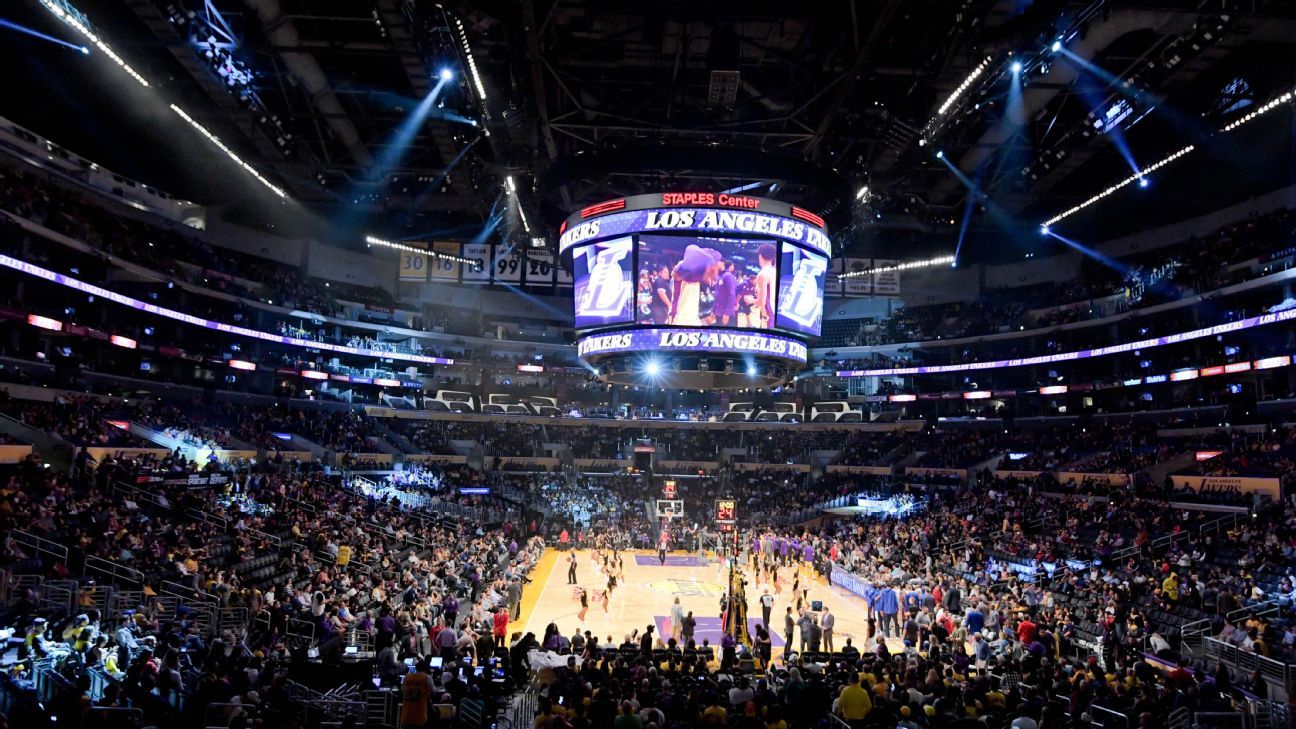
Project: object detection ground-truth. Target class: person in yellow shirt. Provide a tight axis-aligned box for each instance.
[701,700,728,726]
[398,659,432,728]
[1162,572,1179,602]
[336,545,351,568]
[837,674,873,723]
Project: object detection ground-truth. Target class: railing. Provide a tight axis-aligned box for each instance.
[1204,637,1292,701]
[83,554,144,586]
[39,579,78,614]
[204,702,250,729]
[1228,598,1281,624]
[1088,704,1131,729]
[84,707,143,728]
[1191,712,1246,728]
[161,580,219,605]
[246,526,282,547]
[10,528,68,562]
[111,479,171,513]
[1180,617,1212,656]
[1248,698,1290,729]
[286,617,317,643]
[3,574,42,608]
[186,507,228,531]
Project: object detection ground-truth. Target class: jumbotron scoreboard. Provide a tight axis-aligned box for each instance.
[559,192,829,389]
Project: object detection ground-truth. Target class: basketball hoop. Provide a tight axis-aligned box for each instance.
[656,499,684,520]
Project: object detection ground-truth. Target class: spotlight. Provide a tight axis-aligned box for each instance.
[917,138,926,147]
[1138,177,1149,188]
[1011,61,1023,74]
[80,46,90,55]
[439,68,453,81]
[1040,225,1050,235]
[935,149,945,159]
[747,365,758,376]
[1051,40,1062,52]
[644,361,661,376]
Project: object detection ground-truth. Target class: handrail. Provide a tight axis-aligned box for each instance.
[160,580,219,605]
[83,554,144,585]
[10,529,69,562]
[1227,598,1281,624]
[243,525,283,547]
[1088,704,1132,729]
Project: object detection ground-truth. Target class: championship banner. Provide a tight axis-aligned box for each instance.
[872,258,900,296]
[492,245,524,283]
[428,241,462,281]
[461,243,493,283]
[824,257,844,295]
[525,249,556,287]
[397,241,429,282]
[842,258,872,296]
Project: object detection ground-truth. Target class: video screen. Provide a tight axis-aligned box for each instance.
[775,243,828,336]
[572,237,634,329]
[636,235,778,329]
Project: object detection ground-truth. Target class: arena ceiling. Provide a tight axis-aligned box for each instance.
[3,0,1296,262]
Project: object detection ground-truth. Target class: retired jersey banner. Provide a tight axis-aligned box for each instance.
[461,243,492,283]
[492,246,524,283]
[428,241,461,281]
[397,241,429,282]
[525,249,556,286]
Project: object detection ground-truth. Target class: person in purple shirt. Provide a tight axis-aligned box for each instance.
[712,261,739,325]
[802,544,814,564]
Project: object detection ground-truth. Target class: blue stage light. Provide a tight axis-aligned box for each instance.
[1011,61,1023,73]
[439,68,453,81]
[1051,40,1062,52]
[1138,177,1149,188]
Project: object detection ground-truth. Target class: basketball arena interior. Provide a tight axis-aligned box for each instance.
[1,1,1296,728]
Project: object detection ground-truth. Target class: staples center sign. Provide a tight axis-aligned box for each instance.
[577,328,807,365]
[559,207,831,257]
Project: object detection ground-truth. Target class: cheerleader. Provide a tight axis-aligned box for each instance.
[577,588,589,623]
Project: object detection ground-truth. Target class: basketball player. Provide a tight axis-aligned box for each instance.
[752,243,777,328]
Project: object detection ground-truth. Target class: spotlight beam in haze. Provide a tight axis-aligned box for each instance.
[369,77,449,181]
[1044,230,1131,276]
[0,17,87,53]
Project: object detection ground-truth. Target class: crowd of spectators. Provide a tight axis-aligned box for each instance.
[822,207,1296,349]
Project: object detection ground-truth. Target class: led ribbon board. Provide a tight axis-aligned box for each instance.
[577,327,808,366]
[0,255,454,366]
[559,192,831,258]
[836,307,1296,377]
